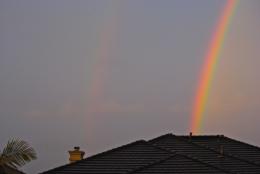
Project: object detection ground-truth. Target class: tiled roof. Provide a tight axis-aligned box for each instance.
[41,133,260,174]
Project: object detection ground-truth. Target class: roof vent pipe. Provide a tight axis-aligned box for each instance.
[189,132,192,141]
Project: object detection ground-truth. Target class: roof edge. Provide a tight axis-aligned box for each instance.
[39,140,146,174]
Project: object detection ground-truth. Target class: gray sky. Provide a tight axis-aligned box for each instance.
[1,0,260,173]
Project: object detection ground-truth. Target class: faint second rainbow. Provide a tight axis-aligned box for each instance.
[190,0,238,134]
[86,1,121,141]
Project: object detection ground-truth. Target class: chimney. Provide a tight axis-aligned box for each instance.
[68,146,85,163]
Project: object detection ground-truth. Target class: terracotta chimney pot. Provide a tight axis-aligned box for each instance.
[68,146,85,163]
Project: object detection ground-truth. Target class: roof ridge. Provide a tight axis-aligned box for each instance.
[176,153,235,174]
[180,135,221,137]
[39,140,146,174]
[125,140,178,174]
[146,141,234,174]
[224,135,260,152]
[126,155,175,174]
[220,136,260,166]
[125,146,234,174]
[146,140,176,153]
[169,135,239,173]
[124,140,233,174]
[176,135,260,168]
[148,133,173,143]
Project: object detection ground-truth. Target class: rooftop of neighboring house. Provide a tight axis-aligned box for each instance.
[40,133,260,174]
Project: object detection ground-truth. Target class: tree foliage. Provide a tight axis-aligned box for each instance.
[0,139,37,169]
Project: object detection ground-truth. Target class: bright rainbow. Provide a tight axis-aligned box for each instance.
[190,0,238,134]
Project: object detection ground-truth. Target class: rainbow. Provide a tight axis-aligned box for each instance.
[190,0,238,134]
[86,1,121,141]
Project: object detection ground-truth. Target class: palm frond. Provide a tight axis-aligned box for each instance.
[0,139,37,168]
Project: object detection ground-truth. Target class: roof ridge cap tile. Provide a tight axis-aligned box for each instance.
[176,135,260,168]
[39,140,147,174]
